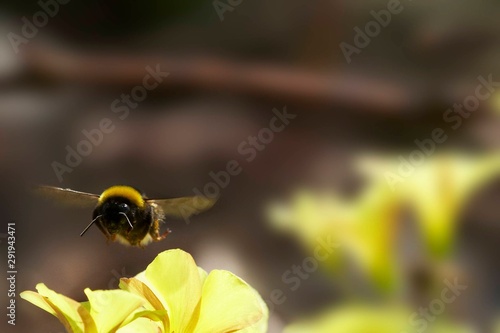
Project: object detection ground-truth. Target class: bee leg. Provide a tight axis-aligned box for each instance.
[151,228,171,242]
[158,228,172,241]
[106,234,116,244]
[150,219,171,241]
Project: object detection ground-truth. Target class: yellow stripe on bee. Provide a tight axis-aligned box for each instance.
[99,186,145,208]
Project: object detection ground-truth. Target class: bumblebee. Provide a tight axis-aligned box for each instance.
[34,185,216,247]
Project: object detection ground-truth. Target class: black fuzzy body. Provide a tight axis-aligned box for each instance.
[92,197,154,246]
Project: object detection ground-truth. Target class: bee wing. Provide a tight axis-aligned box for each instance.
[147,196,217,219]
[32,185,100,207]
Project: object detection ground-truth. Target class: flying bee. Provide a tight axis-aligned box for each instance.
[34,185,217,247]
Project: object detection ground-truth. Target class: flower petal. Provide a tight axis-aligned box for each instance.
[198,267,208,285]
[84,288,145,333]
[409,154,500,257]
[120,277,164,311]
[21,283,96,333]
[20,291,57,316]
[193,270,266,333]
[145,249,203,333]
[116,317,163,333]
[237,285,269,333]
[119,277,170,331]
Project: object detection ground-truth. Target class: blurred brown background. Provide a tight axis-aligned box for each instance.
[1,0,500,332]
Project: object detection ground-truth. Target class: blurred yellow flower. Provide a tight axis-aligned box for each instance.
[283,305,475,333]
[284,305,411,333]
[403,154,500,257]
[21,249,268,333]
[358,153,500,257]
[269,153,500,292]
[269,177,401,292]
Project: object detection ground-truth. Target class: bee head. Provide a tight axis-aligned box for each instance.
[99,199,134,234]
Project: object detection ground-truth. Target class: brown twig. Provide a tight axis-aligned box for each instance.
[22,44,421,114]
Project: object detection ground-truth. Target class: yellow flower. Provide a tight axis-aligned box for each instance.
[269,179,400,292]
[359,153,500,258]
[21,283,161,333]
[284,305,411,333]
[121,249,268,333]
[284,305,475,333]
[269,153,500,292]
[404,154,500,258]
[21,249,268,333]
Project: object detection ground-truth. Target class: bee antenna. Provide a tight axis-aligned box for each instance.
[80,215,102,237]
[119,212,134,230]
